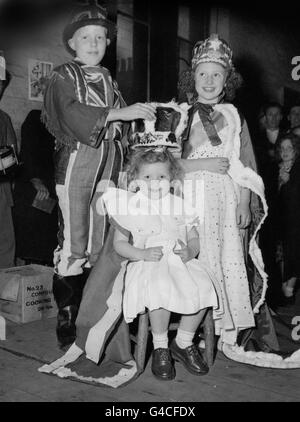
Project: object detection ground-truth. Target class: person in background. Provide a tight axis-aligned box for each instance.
[255,102,284,171]
[291,124,300,138]
[254,102,284,306]
[287,104,300,130]
[0,71,18,268]
[276,134,300,305]
[12,77,58,267]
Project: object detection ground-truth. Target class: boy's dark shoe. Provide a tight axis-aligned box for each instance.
[151,348,175,381]
[53,273,88,348]
[170,339,209,376]
[56,305,77,348]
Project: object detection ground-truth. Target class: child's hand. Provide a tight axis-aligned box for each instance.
[204,157,230,174]
[142,246,163,261]
[279,168,290,184]
[173,239,195,263]
[236,203,251,228]
[109,103,156,122]
[31,178,50,200]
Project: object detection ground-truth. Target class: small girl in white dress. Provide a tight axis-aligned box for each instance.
[102,148,218,381]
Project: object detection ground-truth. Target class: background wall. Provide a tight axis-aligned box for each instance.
[0,2,70,144]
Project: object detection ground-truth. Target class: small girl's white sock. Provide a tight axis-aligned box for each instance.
[152,331,169,350]
[175,328,195,349]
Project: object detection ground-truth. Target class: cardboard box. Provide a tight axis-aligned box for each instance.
[0,264,57,323]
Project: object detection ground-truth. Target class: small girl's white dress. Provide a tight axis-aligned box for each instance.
[102,188,219,323]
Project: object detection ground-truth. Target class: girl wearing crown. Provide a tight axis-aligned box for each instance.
[179,34,270,360]
[101,148,219,381]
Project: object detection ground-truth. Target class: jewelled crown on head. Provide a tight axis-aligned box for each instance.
[192,33,233,70]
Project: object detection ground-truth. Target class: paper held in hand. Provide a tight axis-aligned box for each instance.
[32,193,57,214]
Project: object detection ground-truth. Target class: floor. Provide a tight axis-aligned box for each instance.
[1,298,300,403]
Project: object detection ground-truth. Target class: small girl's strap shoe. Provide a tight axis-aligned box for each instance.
[151,348,175,381]
[170,339,209,376]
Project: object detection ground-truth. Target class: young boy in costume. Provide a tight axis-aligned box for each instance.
[42,3,156,347]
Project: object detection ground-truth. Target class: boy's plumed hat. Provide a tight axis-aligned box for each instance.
[63,2,117,55]
[192,33,233,70]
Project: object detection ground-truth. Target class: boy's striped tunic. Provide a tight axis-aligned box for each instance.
[43,60,129,276]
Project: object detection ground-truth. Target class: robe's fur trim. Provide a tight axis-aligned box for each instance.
[222,343,300,369]
[214,103,268,314]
